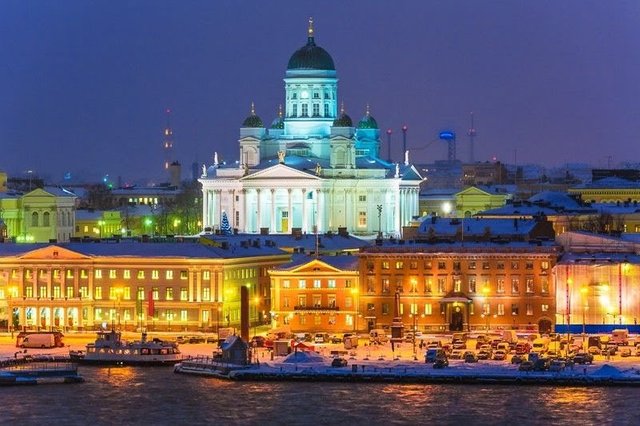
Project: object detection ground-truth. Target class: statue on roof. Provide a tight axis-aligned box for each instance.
[201,164,207,178]
[404,150,409,166]
[315,163,322,176]
[395,163,400,178]
[278,150,286,164]
[214,152,219,167]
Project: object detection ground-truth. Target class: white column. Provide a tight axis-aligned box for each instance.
[270,189,276,232]
[287,189,293,233]
[394,189,400,236]
[242,189,248,233]
[256,189,262,231]
[202,189,209,229]
[316,189,323,233]
[302,189,308,233]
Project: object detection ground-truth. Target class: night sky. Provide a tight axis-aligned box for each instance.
[2,1,639,184]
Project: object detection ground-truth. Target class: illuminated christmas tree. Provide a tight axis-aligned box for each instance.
[220,211,232,235]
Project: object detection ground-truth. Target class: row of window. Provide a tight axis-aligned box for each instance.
[15,285,212,302]
[363,302,551,316]
[22,307,197,323]
[282,279,353,289]
[288,103,331,118]
[282,295,351,309]
[282,313,353,326]
[9,269,209,281]
[364,275,549,295]
[370,260,550,271]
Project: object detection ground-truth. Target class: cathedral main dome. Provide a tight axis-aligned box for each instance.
[287,18,335,71]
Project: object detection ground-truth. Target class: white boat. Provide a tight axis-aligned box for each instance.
[70,330,183,366]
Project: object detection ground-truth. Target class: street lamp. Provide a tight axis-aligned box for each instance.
[481,286,490,331]
[376,205,383,238]
[580,286,588,337]
[113,287,123,330]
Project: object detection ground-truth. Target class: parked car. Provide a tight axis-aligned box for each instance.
[329,335,343,344]
[449,349,465,360]
[452,339,467,350]
[314,333,329,344]
[620,347,632,357]
[573,352,594,365]
[331,357,348,367]
[189,335,206,344]
[433,356,449,369]
[493,350,507,361]
[477,349,492,360]
[463,352,479,363]
[533,358,550,371]
[588,346,602,355]
[425,348,447,363]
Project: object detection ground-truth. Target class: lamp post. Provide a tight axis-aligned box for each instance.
[482,286,490,331]
[113,287,123,330]
[411,313,418,360]
[580,286,588,337]
[216,305,222,336]
[376,205,382,238]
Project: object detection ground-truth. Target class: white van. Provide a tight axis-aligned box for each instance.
[369,329,388,344]
[611,329,629,345]
[20,333,56,348]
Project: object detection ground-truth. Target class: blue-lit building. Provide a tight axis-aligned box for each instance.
[200,19,422,237]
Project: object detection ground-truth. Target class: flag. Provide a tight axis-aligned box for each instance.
[148,290,155,317]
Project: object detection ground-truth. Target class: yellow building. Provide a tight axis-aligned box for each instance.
[0,241,290,332]
[0,187,76,243]
[269,256,360,333]
[569,177,640,204]
[455,186,512,217]
[74,210,122,239]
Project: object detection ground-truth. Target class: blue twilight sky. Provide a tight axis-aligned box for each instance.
[1,1,639,184]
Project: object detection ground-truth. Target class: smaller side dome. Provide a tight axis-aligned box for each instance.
[242,102,264,128]
[270,104,285,129]
[332,102,352,127]
[358,104,378,129]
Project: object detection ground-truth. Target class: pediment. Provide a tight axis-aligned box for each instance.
[18,245,90,260]
[241,164,320,181]
[289,259,344,273]
[457,186,491,197]
[23,188,54,199]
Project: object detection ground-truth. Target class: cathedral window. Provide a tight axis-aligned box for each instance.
[324,91,330,99]
[312,104,320,117]
[313,92,320,99]
[292,104,297,117]
[292,93,297,100]
[31,212,38,227]
[324,104,330,117]
[301,104,308,117]
[358,211,367,226]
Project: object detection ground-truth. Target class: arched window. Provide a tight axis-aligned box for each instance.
[32,212,39,227]
[43,212,50,227]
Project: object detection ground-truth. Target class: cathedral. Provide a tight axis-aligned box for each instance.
[200,19,422,236]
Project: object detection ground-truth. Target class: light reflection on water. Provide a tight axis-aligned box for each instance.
[1,367,639,425]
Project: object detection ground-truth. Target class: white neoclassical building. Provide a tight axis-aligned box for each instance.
[200,19,422,237]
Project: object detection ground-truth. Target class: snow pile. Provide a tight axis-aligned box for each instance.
[282,351,325,364]
[591,364,624,377]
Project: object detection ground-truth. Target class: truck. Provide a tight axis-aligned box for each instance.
[611,329,629,346]
[16,332,64,349]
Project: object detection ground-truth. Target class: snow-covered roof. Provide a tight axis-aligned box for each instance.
[75,210,118,221]
[528,191,582,209]
[200,233,370,253]
[417,217,540,236]
[0,241,287,260]
[572,177,640,189]
[273,254,359,271]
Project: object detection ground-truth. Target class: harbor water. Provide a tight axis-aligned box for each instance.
[1,366,637,425]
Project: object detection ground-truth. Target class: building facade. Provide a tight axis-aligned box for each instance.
[0,187,76,243]
[269,256,360,333]
[0,241,290,332]
[357,243,559,334]
[200,20,422,238]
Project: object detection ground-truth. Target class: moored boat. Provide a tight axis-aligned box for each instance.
[70,330,183,366]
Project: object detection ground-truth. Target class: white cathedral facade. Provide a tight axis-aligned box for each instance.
[200,20,422,237]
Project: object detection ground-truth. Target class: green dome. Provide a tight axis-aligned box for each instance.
[242,103,264,128]
[287,19,335,71]
[333,111,353,127]
[358,107,378,129]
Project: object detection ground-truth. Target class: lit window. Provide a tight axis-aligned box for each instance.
[497,304,505,315]
[94,287,102,300]
[180,288,188,301]
[137,271,145,279]
[109,270,116,279]
[358,211,367,226]
[313,280,321,289]
[181,310,188,321]
[180,271,188,280]
[166,270,174,280]
[283,280,290,289]
[425,304,432,315]
[328,280,336,288]
[298,280,306,289]
[124,270,131,279]
[152,270,159,280]
[202,288,210,301]
[95,270,102,279]
[166,288,173,300]
[203,271,210,280]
